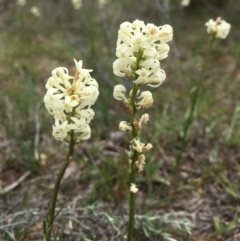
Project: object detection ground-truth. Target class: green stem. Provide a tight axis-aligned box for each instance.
[127,51,143,241]
[44,130,75,241]
[127,111,139,241]
[127,151,138,241]
[174,36,215,171]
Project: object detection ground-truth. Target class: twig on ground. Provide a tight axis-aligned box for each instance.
[0,171,31,195]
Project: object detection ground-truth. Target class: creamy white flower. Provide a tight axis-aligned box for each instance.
[98,0,108,8]
[143,23,160,42]
[136,91,153,110]
[158,25,173,43]
[74,59,93,77]
[119,121,132,132]
[71,0,82,10]
[113,59,134,78]
[131,32,151,52]
[142,48,160,66]
[44,92,64,115]
[46,68,73,96]
[44,88,63,106]
[125,150,133,158]
[130,138,152,153]
[134,68,152,86]
[143,143,153,151]
[205,19,216,34]
[68,117,87,130]
[30,6,40,17]
[78,85,99,109]
[75,108,95,124]
[131,138,144,153]
[148,69,166,87]
[50,110,66,122]
[134,67,165,87]
[156,43,170,60]
[75,125,91,141]
[132,19,145,32]
[115,45,136,73]
[113,85,128,102]
[17,0,26,6]
[181,0,190,7]
[205,17,231,39]
[130,183,138,193]
[139,113,149,127]
[63,96,79,112]
[52,120,70,141]
[53,68,72,88]
[135,154,146,172]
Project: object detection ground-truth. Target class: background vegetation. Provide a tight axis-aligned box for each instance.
[0,0,240,240]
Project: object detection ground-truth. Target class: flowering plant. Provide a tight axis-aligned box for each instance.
[175,17,231,170]
[43,59,99,241]
[205,17,231,39]
[113,19,173,241]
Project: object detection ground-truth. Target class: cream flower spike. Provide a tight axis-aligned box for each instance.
[205,17,231,39]
[44,59,99,142]
[112,20,173,240]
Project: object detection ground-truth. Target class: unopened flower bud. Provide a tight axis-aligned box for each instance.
[216,17,221,24]
[125,103,133,112]
[130,62,137,71]
[125,150,133,158]
[143,143,153,151]
[131,138,143,153]
[139,113,149,127]
[135,154,146,172]
[119,121,132,132]
[136,91,153,110]
[130,183,138,193]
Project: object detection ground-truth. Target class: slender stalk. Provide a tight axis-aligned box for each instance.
[127,51,142,241]
[127,152,138,241]
[174,36,215,171]
[44,130,75,241]
[127,97,139,241]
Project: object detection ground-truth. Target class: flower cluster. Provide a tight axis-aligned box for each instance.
[113,19,172,86]
[44,59,99,142]
[30,6,40,17]
[181,0,190,7]
[71,0,82,10]
[113,20,173,193]
[205,17,231,39]
[17,0,26,6]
